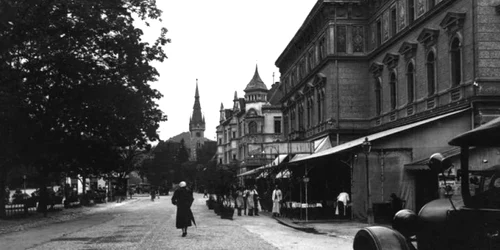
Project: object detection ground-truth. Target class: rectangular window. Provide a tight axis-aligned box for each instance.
[428,0,435,9]
[274,117,282,134]
[391,8,397,36]
[319,37,326,60]
[376,20,382,46]
[336,26,347,53]
[409,0,415,25]
[308,49,315,71]
[233,154,236,160]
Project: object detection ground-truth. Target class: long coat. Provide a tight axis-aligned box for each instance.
[171,187,194,229]
[272,189,282,214]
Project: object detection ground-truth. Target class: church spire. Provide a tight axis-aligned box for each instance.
[190,79,204,130]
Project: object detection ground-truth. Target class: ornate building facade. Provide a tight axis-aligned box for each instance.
[216,67,284,175]
[276,0,500,221]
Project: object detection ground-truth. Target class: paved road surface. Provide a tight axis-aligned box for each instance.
[0,193,353,250]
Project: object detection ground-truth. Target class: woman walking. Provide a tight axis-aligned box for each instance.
[171,181,195,237]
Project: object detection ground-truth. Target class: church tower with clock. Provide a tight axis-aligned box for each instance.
[189,80,206,161]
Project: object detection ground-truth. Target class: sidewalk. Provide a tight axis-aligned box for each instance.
[268,212,388,240]
[0,197,139,235]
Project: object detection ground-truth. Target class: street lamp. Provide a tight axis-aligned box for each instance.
[262,145,280,165]
[362,137,374,224]
[23,175,27,194]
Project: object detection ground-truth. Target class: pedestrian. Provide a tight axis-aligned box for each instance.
[203,187,208,198]
[390,193,404,217]
[272,185,282,217]
[336,190,350,217]
[246,185,259,216]
[235,186,245,216]
[245,186,255,216]
[171,181,195,237]
[150,188,156,201]
[253,185,260,216]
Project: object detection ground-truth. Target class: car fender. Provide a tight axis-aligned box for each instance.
[353,226,412,250]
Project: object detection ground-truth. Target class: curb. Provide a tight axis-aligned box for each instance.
[273,216,318,233]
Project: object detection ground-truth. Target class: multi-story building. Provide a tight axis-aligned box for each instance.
[276,0,500,221]
[216,67,285,176]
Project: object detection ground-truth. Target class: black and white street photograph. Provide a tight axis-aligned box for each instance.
[2,0,500,249]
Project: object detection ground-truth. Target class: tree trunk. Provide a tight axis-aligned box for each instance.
[82,175,86,195]
[0,168,7,218]
[37,171,48,217]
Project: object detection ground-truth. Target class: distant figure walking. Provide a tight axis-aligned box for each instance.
[171,181,196,237]
[272,185,282,217]
[150,188,156,202]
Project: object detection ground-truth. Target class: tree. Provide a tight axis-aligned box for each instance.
[0,0,169,216]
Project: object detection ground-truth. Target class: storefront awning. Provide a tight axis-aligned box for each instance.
[276,169,291,178]
[290,109,468,163]
[237,168,261,177]
[288,136,332,163]
[237,154,288,177]
[404,147,466,171]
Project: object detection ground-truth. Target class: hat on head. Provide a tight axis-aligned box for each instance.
[179,181,186,187]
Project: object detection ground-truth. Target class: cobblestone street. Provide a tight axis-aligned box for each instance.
[0,193,354,249]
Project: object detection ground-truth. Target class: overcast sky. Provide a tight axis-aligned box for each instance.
[141,0,318,141]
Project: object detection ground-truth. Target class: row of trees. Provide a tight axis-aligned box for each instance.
[0,0,169,217]
[141,139,219,193]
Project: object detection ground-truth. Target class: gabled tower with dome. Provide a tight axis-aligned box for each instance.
[189,79,206,161]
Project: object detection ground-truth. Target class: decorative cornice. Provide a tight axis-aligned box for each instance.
[398,41,418,59]
[417,28,440,47]
[439,12,466,33]
[382,53,400,69]
[369,62,384,77]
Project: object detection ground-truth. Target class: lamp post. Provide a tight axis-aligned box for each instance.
[262,145,279,182]
[362,137,374,224]
[23,175,27,194]
[262,145,280,166]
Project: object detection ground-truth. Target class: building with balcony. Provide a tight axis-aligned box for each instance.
[276,0,500,221]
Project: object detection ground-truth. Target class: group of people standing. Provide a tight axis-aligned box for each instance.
[234,185,260,216]
[233,184,283,217]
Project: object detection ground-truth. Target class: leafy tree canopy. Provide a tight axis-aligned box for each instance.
[0,0,170,215]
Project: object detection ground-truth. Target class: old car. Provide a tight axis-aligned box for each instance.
[353,116,500,250]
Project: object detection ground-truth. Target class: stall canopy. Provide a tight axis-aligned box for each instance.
[237,154,288,177]
[276,169,291,179]
[404,147,461,171]
[290,109,468,163]
[288,136,332,163]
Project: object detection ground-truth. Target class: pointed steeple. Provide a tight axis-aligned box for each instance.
[190,79,204,130]
[244,65,268,92]
[220,102,225,122]
[233,91,240,111]
[195,79,200,98]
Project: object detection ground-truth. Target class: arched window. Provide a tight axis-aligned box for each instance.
[426,51,436,96]
[390,72,397,110]
[375,78,382,115]
[248,121,257,134]
[450,37,462,86]
[407,63,415,103]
